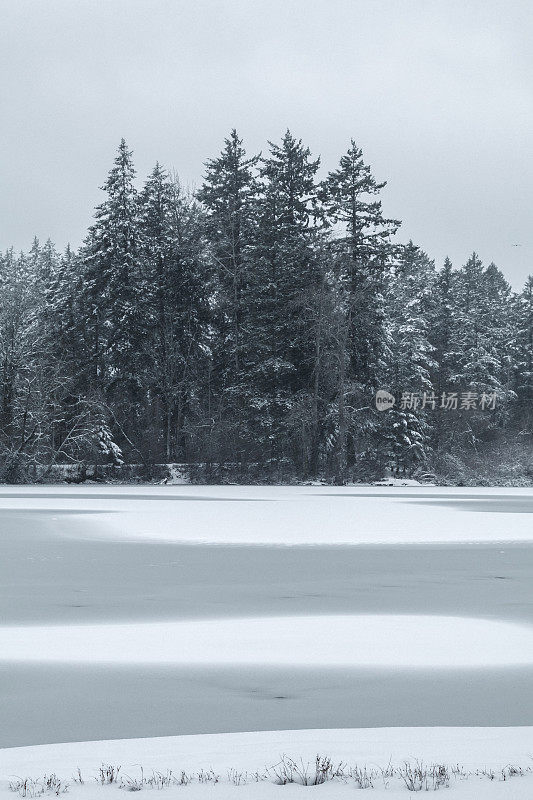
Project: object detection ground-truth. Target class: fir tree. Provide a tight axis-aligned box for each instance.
[140,166,208,461]
[198,130,259,375]
[81,140,146,450]
[196,131,261,466]
[249,130,323,474]
[0,134,530,483]
[513,275,533,408]
[383,243,436,474]
[321,141,400,480]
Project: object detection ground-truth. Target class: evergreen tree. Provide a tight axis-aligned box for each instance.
[249,130,323,474]
[196,131,260,467]
[449,252,490,391]
[198,130,259,375]
[140,166,208,461]
[444,253,511,448]
[0,134,529,484]
[81,140,146,450]
[513,275,533,415]
[321,140,399,384]
[383,243,436,474]
[320,141,400,480]
[432,257,455,393]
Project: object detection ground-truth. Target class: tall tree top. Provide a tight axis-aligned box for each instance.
[198,129,259,216]
[321,140,400,263]
[260,130,320,229]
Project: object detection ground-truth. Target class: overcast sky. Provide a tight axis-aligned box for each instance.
[0,0,531,287]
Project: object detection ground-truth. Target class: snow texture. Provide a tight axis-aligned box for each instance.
[3,728,533,798]
[1,614,533,667]
[1,484,533,546]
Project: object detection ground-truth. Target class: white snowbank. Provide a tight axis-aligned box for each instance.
[2,728,533,798]
[1,614,533,667]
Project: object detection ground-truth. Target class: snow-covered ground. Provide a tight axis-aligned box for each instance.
[4,726,532,777]
[2,728,533,798]
[1,485,533,794]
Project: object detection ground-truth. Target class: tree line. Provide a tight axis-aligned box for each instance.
[1,131,532,483]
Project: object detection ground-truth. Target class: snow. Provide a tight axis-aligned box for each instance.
[2,728,533,798]
[2,484,533,792]
[1,485,533,547]
[2,614,533,667]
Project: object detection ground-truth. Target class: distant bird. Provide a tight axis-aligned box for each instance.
[512,243,522,247]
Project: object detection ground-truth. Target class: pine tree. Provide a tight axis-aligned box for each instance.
[198,130,259,375]
[513,275,533,416]
[249,130,323,475]
[449,252,489,389]
[444,253,511,448]
[0,133,530,484]
[483,261,514,408]
[140,166,208,461]
[320,140,400,480]
[0,249,43,477]
[321,140,399,380]
[196,131,260,467]
[81,140,146,450]
[432,258,455,393]
[383,243,436,474]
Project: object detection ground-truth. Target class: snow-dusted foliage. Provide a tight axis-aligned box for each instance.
[0,135,531,483]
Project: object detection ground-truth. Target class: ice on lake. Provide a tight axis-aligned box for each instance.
[3,614,533,667]
[1,485,533,746]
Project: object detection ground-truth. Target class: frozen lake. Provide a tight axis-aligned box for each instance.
[1,486,533,746]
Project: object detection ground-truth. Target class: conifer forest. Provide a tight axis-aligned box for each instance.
[1,132,532,484]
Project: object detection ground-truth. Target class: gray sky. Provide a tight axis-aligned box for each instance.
[1,0,531,288]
